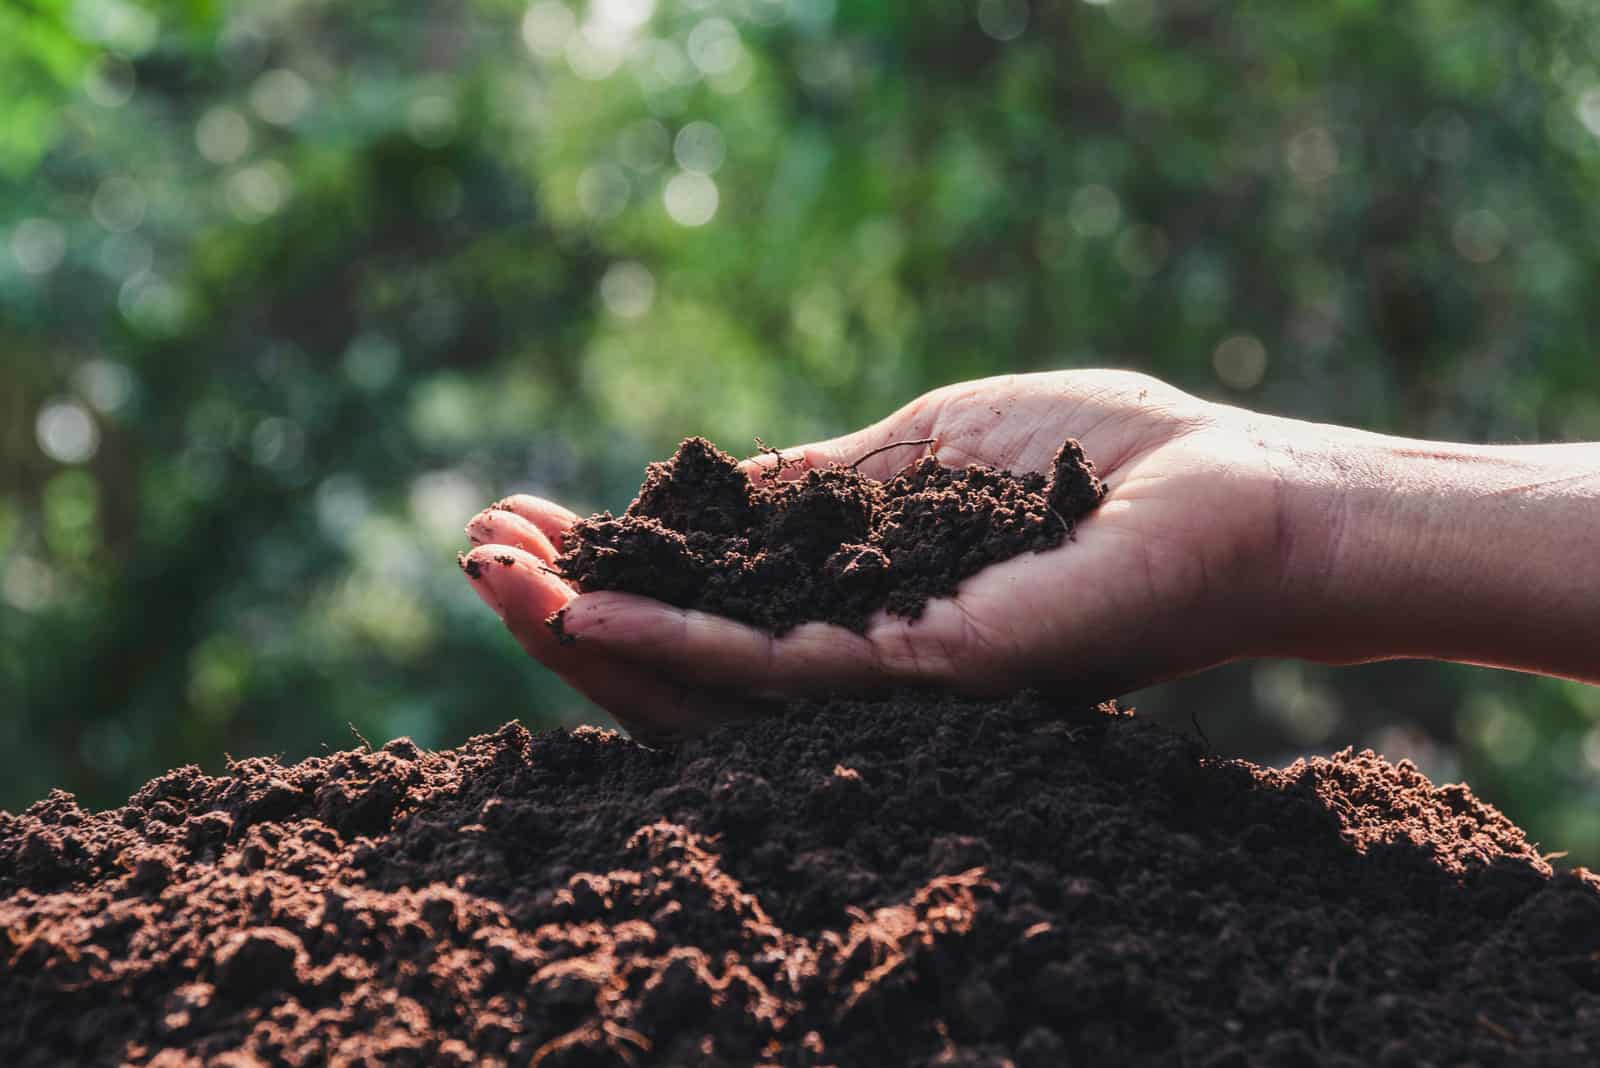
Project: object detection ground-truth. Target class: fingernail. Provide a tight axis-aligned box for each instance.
[546,608,577,646]
[464,512,493,546]
[558,599,600,638]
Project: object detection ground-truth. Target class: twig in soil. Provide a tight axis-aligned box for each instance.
[349,722,373,752]
[848,437,939,470]
[1190,707,1211,753]
[1475,1014,1515,1043]
[752,436,806,483]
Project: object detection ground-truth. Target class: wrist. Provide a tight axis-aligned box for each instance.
[1263,423,1456,662]
[1262,421,1600,679]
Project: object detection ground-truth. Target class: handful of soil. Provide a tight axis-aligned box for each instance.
[556,436,1106,632]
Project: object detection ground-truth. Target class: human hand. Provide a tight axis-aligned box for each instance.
[460,370,1303,744]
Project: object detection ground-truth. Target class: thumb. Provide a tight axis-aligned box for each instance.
[738,425,941,485]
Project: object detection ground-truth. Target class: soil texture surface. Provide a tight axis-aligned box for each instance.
[554,436,1106,632]
[4,695,1598,1067]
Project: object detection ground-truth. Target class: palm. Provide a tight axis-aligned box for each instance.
[461,371,1281,743]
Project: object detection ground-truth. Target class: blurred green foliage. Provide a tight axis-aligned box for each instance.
[2,0,1598,863]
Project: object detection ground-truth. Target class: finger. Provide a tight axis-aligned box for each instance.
[560,591,899,698]
[737,435,872,484]
[489,494,585,552]
[465,508,558,561]
[738,425,950,485]
[460,546,756,744]
[459,545,573,646]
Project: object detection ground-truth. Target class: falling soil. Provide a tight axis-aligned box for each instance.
[554,436,1107,632]
[4,696,1598,1067]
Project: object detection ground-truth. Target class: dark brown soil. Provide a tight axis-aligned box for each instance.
[553,437,1106,632]
[4,696,1597,1067]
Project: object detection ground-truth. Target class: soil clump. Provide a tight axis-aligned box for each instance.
[554,437,1106,632]
[3,696,1597,1066]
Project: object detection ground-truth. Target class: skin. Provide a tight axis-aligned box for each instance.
[461,369,1600,746]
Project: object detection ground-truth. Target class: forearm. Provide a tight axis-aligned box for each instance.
[1264,422,1600,684]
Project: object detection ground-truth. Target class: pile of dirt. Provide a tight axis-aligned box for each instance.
[554,436,1106,632]
[3,695,1597,1066]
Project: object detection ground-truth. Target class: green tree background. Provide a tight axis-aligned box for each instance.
[2,0,1597,863]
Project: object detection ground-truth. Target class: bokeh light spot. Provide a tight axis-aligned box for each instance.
[10,218,67,275]
[1212,334,1268,390]
[250,69,312,126]
[594,0,655,31]
[344,333,402,391]
[251,417,306,474]
[1583,725,1600,773]
[1252,661,1341,746]
[71,0,159,56]
[977,0,1030,42]
[196,107,252,164]
[407,95,459,148]
[637,38,696,94]
[409,469,491,545]
[688,18,743,76]
[74,359,135,414]
[92,177,147,233]
[1068,184,1121,237]
[1286,126,1340,183]
[1578,88,1600,139]
[522,1,576,58]
[226,162,293,223]
[316,474,371,542]
[118,274,188,336]
[36,399,101,464]
[674,120,726,174]
[567,28,626,80]
[663,171,719,226]
[1464,692,1535,767]
[2,556,56,613]
[600,261,656,318]
[84,54,137,108]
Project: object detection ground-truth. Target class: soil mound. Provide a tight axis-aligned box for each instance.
[554,437,1106,632]
[4,696,1597,1066]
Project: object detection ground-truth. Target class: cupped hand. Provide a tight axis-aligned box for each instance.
[461,370,1295,745]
